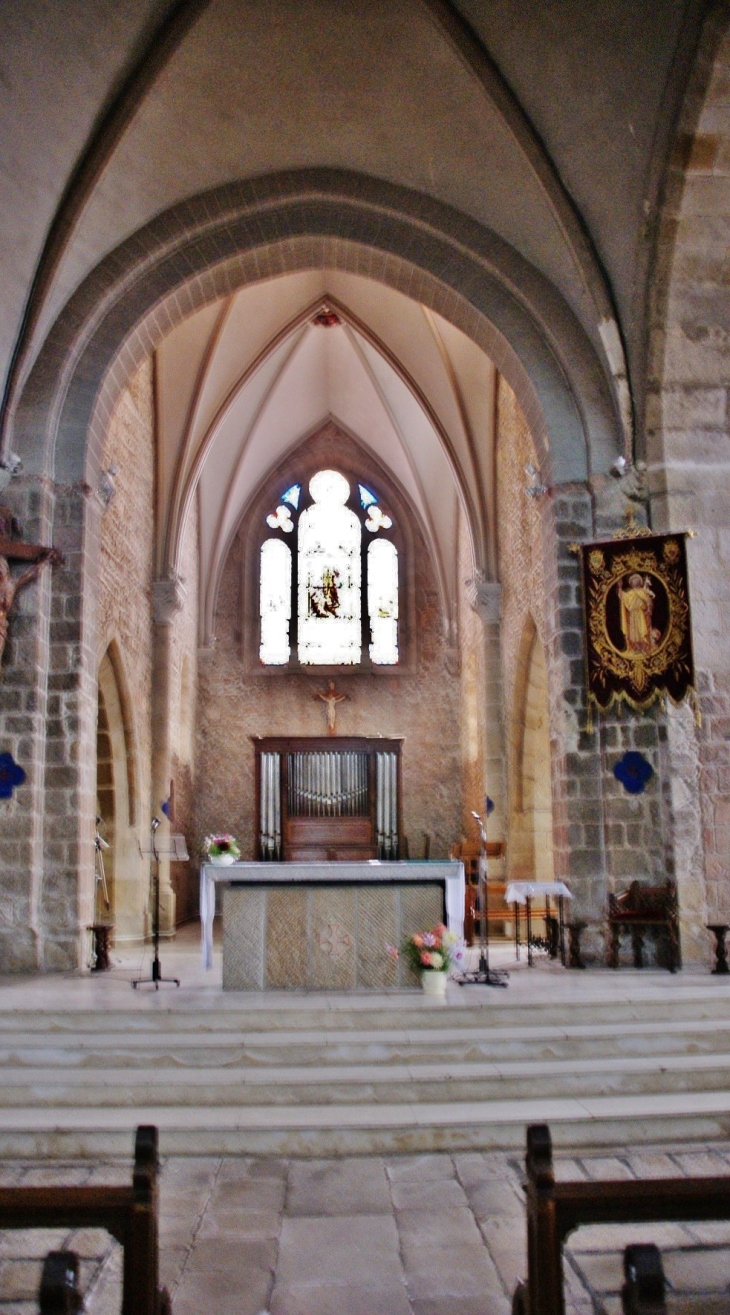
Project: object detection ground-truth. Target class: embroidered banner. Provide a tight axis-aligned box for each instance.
[581,532,695,714]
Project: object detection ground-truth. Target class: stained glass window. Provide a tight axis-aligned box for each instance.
[365,505,392,532]
[298,471,361,665]
[259,468,399,667]
[259,539,292,664]
[367,539,399,664]
[266,504,294,532]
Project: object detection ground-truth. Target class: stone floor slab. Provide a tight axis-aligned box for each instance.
[286,1157,390,1215]
[276,1214,402,1286]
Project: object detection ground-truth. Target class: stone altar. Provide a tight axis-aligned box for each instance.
[200,860,465,990]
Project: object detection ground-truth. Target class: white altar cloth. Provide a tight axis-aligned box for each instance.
[505,881,572,904]
[200,860,465,971]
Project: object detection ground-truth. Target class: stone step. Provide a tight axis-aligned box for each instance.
[1,1015,730,1069]
[2,1089,730,1159]
[0,985,729,1033]
[2,986,730,1158]
[2,1050,730,1107]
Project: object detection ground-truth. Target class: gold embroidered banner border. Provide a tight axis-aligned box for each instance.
[580,532,695,715]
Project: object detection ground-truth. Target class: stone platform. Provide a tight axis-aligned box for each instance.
[1,929,730,1159]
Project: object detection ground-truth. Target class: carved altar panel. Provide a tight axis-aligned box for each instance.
[252,736,402,862]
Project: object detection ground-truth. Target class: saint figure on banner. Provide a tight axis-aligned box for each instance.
[618,573,659,656]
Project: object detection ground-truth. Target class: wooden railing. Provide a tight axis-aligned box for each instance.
[0,1125,170,1315]
[512,1123,730,1315]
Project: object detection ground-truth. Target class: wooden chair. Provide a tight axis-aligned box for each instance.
[0,1126,170,1315]
[607,879,680,971]
[452,840,508,944]
[512,1123,730,1315]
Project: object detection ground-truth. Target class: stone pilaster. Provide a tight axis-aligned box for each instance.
[467,578,507,847]
[150,575,185,934]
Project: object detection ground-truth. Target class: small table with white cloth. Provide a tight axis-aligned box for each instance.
[504,881,573,966]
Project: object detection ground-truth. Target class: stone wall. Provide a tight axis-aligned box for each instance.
[196,509,462,865]
[645,19,730,956]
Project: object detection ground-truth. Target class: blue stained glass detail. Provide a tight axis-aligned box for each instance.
[282,484,301,509]
[358,484,377,508]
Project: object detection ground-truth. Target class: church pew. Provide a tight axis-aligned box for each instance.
[512,1123,730,1315]
[0,1125,170,1315]
[39,1251,83,1313]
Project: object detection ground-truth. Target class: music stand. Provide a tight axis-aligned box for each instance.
[132,818,189,990]
[457,809,508,988]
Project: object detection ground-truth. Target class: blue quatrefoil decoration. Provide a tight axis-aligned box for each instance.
[613,750,653,795]
[0,752,25,799]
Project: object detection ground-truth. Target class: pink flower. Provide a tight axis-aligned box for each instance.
[386,944,399,960]
[420,951,433,968]
[412,934,423,948]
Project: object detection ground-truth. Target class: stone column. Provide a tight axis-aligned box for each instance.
[542,484,685,964]
[0,476,54,970]
[150,575,184,935]
[41,484,100,969]
[541,485,609,959]
[467,578,507,849]
[0,476,100,972]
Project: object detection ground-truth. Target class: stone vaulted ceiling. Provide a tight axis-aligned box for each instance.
[0,0,710,459]
[154,270,497,643]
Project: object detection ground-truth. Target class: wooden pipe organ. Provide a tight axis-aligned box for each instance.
[253,737,402,862]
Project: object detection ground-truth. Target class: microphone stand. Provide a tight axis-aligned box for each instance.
[457,809,508,988]
[132,817,185,990]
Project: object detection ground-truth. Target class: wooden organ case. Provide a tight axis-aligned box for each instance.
[253,736,403,862]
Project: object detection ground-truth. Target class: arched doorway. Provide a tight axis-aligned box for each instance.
[509,621,555,885]
[96,647,145,943]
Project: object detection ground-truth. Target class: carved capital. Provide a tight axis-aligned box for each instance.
[152,575,186,626]
[467,577,501,625]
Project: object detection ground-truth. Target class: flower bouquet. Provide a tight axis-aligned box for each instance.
[401,924,458,994]
[202,833,241,865]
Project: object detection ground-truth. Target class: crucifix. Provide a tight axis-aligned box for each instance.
[314,679,349,735]
[0,506,62,671]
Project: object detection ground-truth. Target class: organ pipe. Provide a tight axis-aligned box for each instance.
[261,745,399,858]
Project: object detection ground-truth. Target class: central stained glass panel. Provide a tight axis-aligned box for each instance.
[298,470,362,664]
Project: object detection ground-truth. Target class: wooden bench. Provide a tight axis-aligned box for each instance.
[0,1126,170,1315]
[607,878,680,972]
[512,1123,730,1315]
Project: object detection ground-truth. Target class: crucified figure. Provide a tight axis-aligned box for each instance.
[0,549,60,668]
[315,680,348,735]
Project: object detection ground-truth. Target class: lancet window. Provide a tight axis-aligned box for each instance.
[258,469,399,667]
